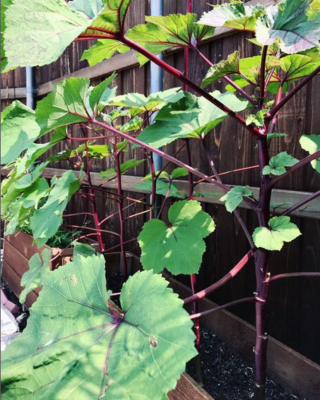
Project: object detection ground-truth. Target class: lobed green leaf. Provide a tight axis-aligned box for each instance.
[253,216,301,251]
[299,134,320,173]
[138,200,215,275]
[1,254,197,399]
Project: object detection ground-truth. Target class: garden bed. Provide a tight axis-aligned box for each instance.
[2,231,99,308]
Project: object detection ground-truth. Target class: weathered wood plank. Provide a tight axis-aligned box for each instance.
[169,373,214,400]
[39,167,320,219]
[1,87,26,99]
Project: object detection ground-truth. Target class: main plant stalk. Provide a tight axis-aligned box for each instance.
[254,136,272,400]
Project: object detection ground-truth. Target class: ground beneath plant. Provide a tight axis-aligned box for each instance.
[187,328,309,400]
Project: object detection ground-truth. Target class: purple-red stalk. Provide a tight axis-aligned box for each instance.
[190,296,257,319]
[184,249,255,305]
[280,190,320,217]
[114,140,129,279]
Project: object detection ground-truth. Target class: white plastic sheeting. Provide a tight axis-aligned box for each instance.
[1,304,19,351]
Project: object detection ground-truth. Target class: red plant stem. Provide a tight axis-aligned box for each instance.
[78,33,117,40]
[190,297,257,320]
[267,65,320,120]
[99,194,149,226]
[62,224,120,237]
[156,180,172,219]
[85,145,105,252]
[193,46,256,106]
[184,249,255,305]
[185,137,201,347]
[201,137,255,248]
[91,118,259,213]
[267,84,283,135]
[63,212,95,218]
[91,118,258,207]
[264,67,275,90]
[120,35,260,136]
[124,209,151,222]
[103,237,137,253]
[254,135,272,400]
[115,142,128,279]
[268,151,320,188]
[259,46,268,108]
[87,26,115,35]
[66,135,109,141]
[149,152,157,218]
[266,272,320,283]
[193,165,260,185]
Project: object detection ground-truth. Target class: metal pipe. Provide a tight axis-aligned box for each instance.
[150,0,164,173]
[26,66,35,109]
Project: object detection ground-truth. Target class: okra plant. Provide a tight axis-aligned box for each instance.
[1,0,320,399]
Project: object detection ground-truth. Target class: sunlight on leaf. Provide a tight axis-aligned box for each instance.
[138,200,215,275]
[220,186,253,213]
[299,134,320,173]
[262,152,299,176]
[253,216,301,251]
[1,254,197,399]
[256,0,320,54]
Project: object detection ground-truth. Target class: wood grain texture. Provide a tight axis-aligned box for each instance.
[168,373,214,400]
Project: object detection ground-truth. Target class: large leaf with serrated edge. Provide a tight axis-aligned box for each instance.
[36,78,90,135]
[19,248,51,304]
[138,200,215,275]
[136,91,248,148]
[110,87,184,116]
[253,216,301,251]
[255,0,320,54]
[127,13,215,65]
[1,0,13,72]
[198,2,266,31]
[68,0,103,19]
[30,171,81,247]
[202,51,240,88]
[1,101,40,164]
[1,253,197,399]
[4,0,91,69]
[81,39,130,67]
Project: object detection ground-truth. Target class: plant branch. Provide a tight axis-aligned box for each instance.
[190,297,257,319]
[267,66,320,119]
[201,137,255,248]
[259,46,268,108]
[280,190,320,216]
[265,272,320,283]
[192,46,256,106]
[184,249,255,305]
[120,35,260,136]
[91,119,258,211]
[115,140,128,279]
[269,151,320,188]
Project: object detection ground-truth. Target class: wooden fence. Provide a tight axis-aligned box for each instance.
[1,0,320,365]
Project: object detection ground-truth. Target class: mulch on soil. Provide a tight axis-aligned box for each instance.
[187,328,309,400]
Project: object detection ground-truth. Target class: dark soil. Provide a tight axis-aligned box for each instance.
[187,328,309,400]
